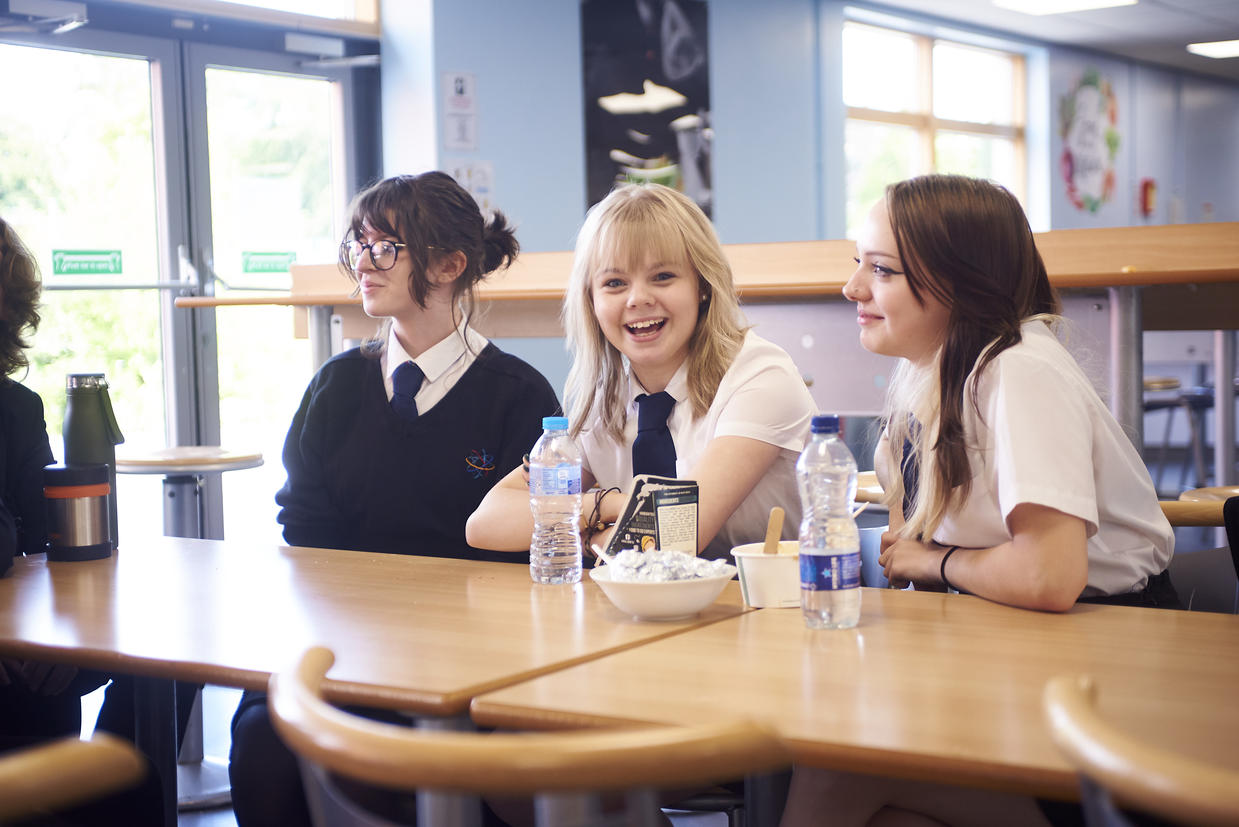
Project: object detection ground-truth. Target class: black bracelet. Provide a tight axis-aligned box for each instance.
[940,545,960,592]
[585,487,621,535]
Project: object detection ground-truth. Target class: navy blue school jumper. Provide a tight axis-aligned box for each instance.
[231,343,558,827]
[275,342,559,562]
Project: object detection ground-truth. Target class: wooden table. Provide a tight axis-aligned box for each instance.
[472,588,1239,802]
[116,445,263,541]
[0,538,747,823]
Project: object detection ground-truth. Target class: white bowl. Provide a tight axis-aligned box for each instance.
[589,564,737,621]
[730,541,801,608]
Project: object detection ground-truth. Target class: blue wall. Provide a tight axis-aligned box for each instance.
[378,0,1239,244]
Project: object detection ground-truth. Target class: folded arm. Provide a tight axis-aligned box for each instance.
[879,502,1088,612]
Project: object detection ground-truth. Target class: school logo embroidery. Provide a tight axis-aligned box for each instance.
[466,449,496,479]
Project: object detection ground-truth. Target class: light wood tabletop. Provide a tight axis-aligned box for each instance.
[115,445,264,474]
[851,470,1227,527]
[471,588,1239,800]
[0,537,746,716]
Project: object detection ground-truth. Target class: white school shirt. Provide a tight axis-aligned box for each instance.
[879,321,1173,597]
[579,331,816,560]
[382,322,489,415]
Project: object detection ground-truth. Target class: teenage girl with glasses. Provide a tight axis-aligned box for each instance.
[229,172,559,827]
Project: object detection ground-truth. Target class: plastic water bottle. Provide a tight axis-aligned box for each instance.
[797,414,861,629]
[528,416,583,585]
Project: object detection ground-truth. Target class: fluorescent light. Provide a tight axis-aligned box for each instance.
[1187,39,1239,59]
[992,0,1136,14]
[51,15,87,34]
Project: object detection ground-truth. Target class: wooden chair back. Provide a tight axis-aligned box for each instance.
[1044,674,1239,827]
[0,733,146,822]
[268,647,790,825]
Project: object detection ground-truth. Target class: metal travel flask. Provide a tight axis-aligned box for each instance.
[63,373,125,550]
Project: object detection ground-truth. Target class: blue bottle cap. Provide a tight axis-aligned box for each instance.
[542,416,569,430]
[810,414,840,434]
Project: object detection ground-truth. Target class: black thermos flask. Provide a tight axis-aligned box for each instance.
[62,373,125,550]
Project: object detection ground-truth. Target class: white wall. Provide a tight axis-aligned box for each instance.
[1182,77,1239,223]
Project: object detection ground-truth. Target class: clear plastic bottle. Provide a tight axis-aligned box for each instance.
[797,414,861,629]
[528,416,583,585]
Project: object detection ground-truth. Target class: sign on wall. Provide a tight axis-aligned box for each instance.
[52,250,122,275]
[443,72,478,152]
[1059,68,1120,214]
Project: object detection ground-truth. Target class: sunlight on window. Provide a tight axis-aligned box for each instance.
[205,66,339,545]
[842,19,1026,237]
[935,132,1018,191]
[843,24,919,113]
[933,42,1016,125]
[845,121,918,236]
[0,44,163,452]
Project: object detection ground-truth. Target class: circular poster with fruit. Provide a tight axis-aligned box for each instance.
[1059,69,1119,213]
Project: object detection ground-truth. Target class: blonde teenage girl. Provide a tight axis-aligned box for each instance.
[468,183,815,559]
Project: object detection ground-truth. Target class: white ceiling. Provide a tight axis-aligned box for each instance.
[866,0,1239,83]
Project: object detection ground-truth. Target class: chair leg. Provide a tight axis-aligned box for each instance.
[1188,404,1209,488]
[1077,774,1134,827]
[1156,405,1177,491]
[533,792,602,827]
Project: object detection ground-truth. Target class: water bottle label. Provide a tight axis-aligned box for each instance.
[800,551,861,591]
[530,464,582,496]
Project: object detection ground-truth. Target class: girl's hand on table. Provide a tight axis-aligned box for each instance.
[879,533,946,590]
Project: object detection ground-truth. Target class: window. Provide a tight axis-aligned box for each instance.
[843,21,1026,237]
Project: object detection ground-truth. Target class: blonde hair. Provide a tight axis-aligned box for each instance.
[563,184,747,442]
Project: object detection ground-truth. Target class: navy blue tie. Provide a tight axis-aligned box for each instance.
[391,361,424,420]
[632,391,677,478]
[900,417,921,521]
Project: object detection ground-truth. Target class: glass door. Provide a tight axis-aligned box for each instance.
[0,30,188,543]
[1,26,369,548]
[184,42,360,544]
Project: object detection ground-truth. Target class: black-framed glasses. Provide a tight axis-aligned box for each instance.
[341,239,408,271]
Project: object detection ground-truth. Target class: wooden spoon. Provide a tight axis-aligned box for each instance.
[763,506,785,555]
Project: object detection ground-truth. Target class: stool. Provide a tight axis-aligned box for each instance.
[1178,387,1215,490]
[1142,377,1182,492]
[115,446,263,811]
[1179,485,1239,502]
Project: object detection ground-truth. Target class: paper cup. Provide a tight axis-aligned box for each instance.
[730,541,801,608]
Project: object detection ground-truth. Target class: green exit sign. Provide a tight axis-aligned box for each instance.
[242,251,297,273]
[52,250,123,275]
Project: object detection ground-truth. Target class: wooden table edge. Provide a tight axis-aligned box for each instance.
[334,600,757,717]
[469,697,1079,801]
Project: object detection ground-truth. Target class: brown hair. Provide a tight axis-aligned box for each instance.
[340,172,519,353]
[0,217,43,378]
[881,175,1059,538]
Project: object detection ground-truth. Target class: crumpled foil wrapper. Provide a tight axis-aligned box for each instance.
[606,549,731,582]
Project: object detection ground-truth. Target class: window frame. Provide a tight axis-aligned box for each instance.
[843,20,1029,206]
